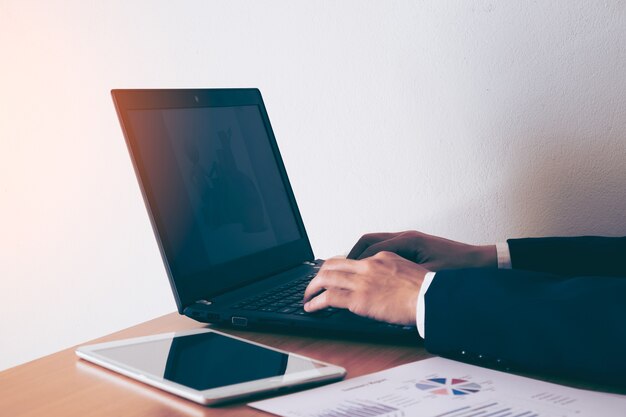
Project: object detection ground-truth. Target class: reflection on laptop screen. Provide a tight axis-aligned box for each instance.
[127,105,301,276]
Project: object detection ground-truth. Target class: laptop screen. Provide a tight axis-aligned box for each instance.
[120,93,311,308]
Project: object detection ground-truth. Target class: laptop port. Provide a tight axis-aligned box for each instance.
[231,316,248,327]
[205,313,220,321]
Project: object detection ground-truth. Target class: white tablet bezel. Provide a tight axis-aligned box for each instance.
[75,328,346,405]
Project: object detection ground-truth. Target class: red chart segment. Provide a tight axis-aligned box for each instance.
[415,378,482,396]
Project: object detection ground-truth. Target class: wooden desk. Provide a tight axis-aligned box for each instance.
[0,313,431,416]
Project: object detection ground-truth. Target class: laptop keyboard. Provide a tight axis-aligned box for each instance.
[230,274,338,317]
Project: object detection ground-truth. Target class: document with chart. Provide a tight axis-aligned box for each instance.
[249,357,626,417]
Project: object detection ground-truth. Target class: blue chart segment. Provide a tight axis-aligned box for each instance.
[415,378,482,396]
[314,400,401,417]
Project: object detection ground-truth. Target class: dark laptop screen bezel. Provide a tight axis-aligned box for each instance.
[112,89,314,312]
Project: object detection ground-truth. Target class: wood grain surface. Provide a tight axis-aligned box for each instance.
[0,313,430,416]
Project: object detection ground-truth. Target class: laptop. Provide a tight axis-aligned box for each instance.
[112,88,417,337]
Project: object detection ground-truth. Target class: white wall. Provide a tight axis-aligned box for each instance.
[2,1,625,371]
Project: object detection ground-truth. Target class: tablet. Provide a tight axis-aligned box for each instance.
[76,328,346,405]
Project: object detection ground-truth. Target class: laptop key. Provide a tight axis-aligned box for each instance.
[235,276,320,314]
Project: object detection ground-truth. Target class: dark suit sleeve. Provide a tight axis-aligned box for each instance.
[507,236,626,276]
[423,268,626,386]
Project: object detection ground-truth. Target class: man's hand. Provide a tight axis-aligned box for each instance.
[303,251,430,325]
[347,230,497,271]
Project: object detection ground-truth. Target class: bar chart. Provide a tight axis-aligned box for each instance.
[311,398,544,417]
[313,399,402,417]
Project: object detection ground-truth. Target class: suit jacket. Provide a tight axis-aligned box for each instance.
[424,236,626,386]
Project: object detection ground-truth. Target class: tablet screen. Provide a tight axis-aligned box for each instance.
[92,331,324,391]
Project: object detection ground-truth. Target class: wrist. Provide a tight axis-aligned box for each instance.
[408,270,427,325]
[406,289,419,326]
[469,244,497,268]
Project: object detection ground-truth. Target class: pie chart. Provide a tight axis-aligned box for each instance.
[415,378,482,396]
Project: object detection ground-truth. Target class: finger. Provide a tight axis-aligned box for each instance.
[304,288,351,312]
[303,270,358,302]
[358,236,415,260]
[347,232,394,259]
[320,257,370,274]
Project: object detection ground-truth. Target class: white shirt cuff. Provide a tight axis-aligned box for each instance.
[496,242,512,269]
[416,271,436,339]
